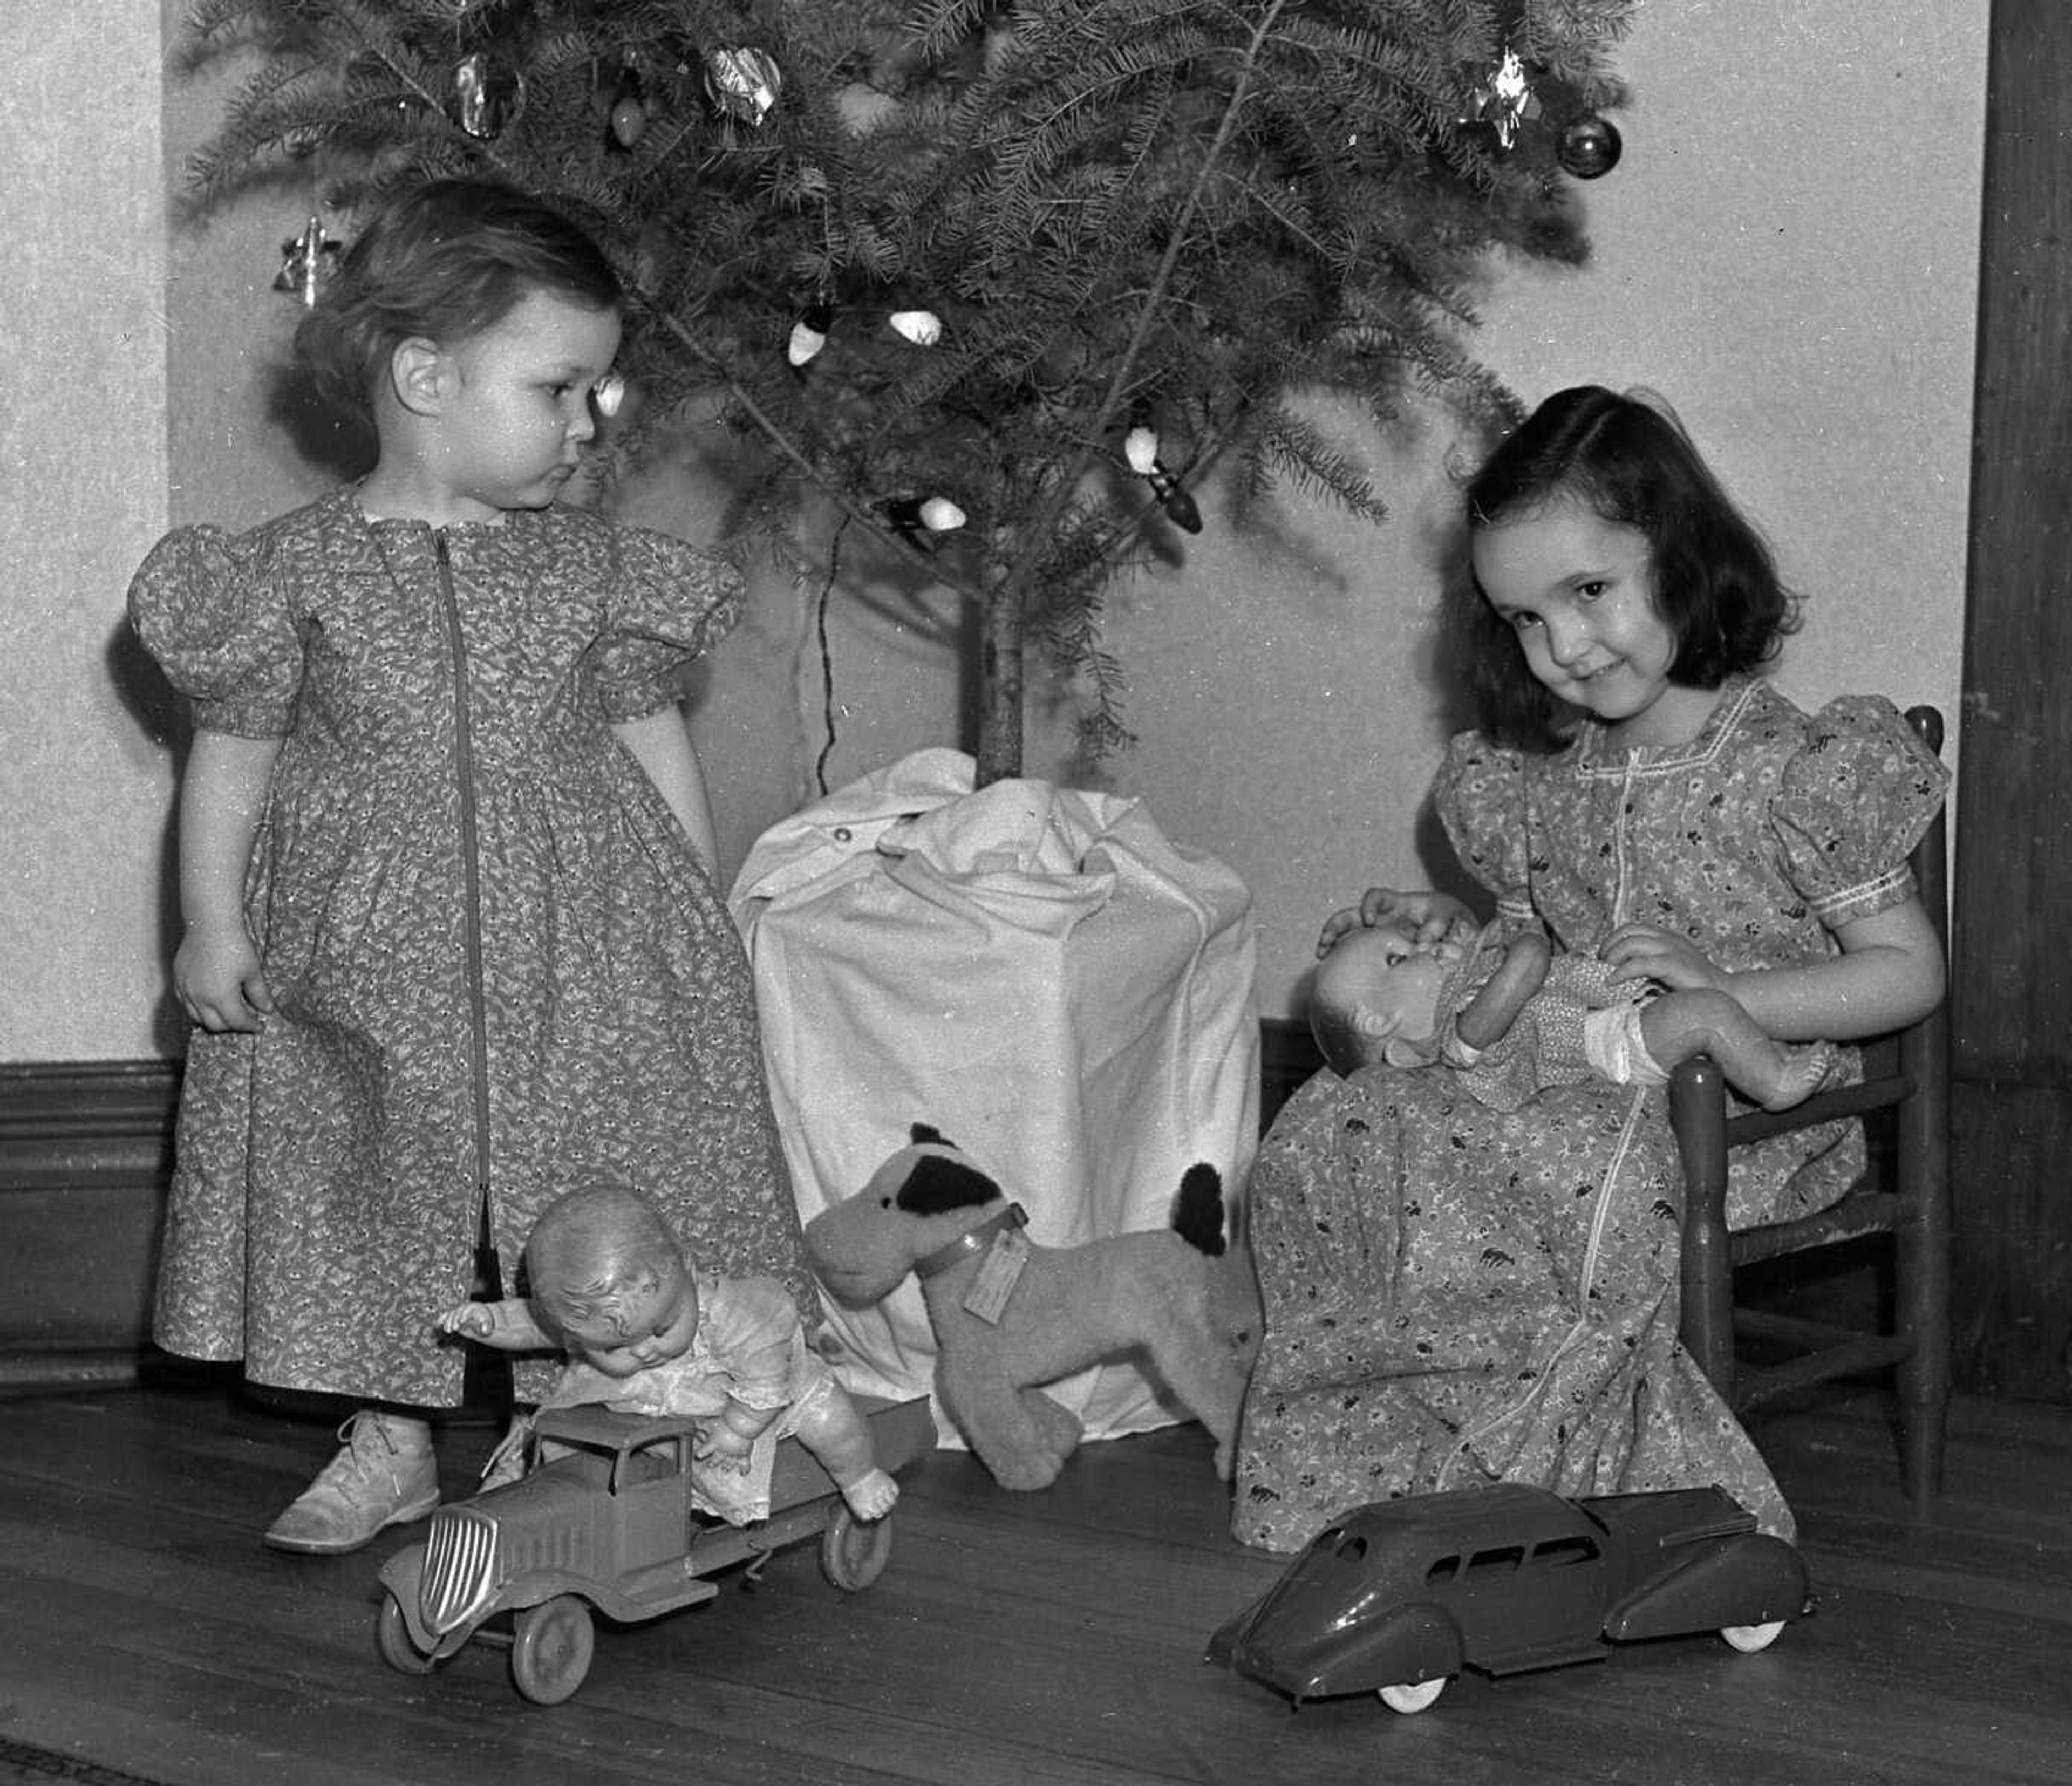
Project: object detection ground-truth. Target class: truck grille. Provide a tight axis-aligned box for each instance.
[419,1508,501,1634]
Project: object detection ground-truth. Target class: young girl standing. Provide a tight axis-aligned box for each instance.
[130,179,810,1555]
[1235,385,1947,1552]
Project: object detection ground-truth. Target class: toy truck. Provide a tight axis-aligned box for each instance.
[376,1394,934,1703]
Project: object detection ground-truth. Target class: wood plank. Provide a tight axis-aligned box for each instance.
[0,1383,2066,1784]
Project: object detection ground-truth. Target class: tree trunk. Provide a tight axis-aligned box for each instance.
[973,582,1024,786]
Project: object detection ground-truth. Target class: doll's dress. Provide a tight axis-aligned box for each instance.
[129,490,812,1409]
[1233,680,1948,1555]
[1437,932,1658,1112]
[543,1272,835,1524]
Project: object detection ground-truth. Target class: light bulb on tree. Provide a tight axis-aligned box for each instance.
[1122,423,1202,534]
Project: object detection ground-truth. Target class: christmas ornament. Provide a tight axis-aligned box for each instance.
[1124,425,1202,535]
[606,60,649,149]
[1557,114,1623,179]
[453,50,524,139]
[592,371,626,418]
[1457,46,1538,151]
[787,303,834,368]
[273,216,342,306]
[888,310,943,347]
[704,46,781,127]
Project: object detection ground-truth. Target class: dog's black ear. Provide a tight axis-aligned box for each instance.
[896,1151,999,1216]
[910,1121,956,1149]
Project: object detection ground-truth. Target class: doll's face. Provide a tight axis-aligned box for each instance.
[1315,919,1476,1058]
[544,1259,699,1379]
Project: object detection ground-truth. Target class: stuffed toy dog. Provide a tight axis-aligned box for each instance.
[804,1124,1253,1491]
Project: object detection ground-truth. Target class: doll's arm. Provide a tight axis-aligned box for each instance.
[1454,932,1552,1051]
[438,1299,558,1352]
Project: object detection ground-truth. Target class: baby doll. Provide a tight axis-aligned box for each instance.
[440,1184,897,1525]
[1311,915,1835,1114]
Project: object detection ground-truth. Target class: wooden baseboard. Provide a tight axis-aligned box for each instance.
[0,1059,179,1388]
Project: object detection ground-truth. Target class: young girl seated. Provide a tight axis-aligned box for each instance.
[441,1185,897,1525]
[1310,906,1837,1112]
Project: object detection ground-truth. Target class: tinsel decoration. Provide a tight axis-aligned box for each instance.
[453,50,524,139]
[1124,424,1202,534]
[787,302,834,368]
[274,216,342,306]
[1557,114,1623,179]
[704,46,782,127]
[888,310,943,347]
[1457,46,1539,151]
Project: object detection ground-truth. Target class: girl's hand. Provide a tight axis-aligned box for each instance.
[173,921,276,1033]
[1601,923,1726,993]
[1317,888,1477,957]
[438,1303,495,1339]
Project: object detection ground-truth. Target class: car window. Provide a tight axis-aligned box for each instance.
[1531,1535,1600,1568]
[1464,1544,1524,1577]
[1426,1555,1461,1585]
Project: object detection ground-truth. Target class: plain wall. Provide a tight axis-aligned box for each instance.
[0,1,1987,1059]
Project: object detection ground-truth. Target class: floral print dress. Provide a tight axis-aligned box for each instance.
[129,488,812,1409]
[1233,680,1947,1553]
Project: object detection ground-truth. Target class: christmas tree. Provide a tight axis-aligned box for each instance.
[181,0,1633,782]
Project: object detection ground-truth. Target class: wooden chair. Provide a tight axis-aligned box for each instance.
[1669,705,1950,1508]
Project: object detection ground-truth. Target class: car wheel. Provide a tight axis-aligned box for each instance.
[820,1503,894,1592]
[1378,1678,1447,1714]
[510,1595,596,1705]
[375,1594,437,1675]
[1720,1619,1785,1654]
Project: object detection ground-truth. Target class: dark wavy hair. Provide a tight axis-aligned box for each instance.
[1445,385,1801,752]
[294,178,622,426]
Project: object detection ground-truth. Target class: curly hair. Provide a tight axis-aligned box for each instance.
[293,177,621,425]
[1445,385,1801,752]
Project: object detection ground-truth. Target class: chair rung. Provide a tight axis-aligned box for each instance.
[1730,1315,1911,1413]
[1728,1191,1900,1265]
[1722,1073,1912,1146]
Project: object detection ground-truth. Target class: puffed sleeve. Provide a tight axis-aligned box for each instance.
[1433,730,1537,924]
[590,523,747,721]
[126,526,304,738]
[1769,696,1950,927]
[700,1274,802,1410]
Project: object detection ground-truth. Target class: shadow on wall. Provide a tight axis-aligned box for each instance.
[103,625,193,1059]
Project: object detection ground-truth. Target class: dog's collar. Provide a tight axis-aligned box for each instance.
[914,1202,1028,1280]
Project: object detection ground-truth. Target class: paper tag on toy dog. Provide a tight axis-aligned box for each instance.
[961,1228,1030,1324]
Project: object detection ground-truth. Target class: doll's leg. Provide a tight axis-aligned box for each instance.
[789,1376,899,1518]
[1641,989,1836,1112]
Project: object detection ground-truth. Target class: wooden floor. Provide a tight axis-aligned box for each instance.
[0,1374,2067,1786]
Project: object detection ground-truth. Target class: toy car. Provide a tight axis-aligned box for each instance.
[1208,1481,1813,1714]
[376,1393,933,1704]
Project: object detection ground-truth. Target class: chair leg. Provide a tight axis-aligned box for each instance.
[1671,1056,1736,1399]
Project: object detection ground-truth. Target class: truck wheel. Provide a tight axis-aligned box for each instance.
[376,1594,437,1675]
[510,1595,595,1705]
[1378,1678,1447,1714]
[820,1504,893,1592]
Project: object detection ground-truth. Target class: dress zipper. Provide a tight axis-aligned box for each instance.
[433,530,496,1236]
